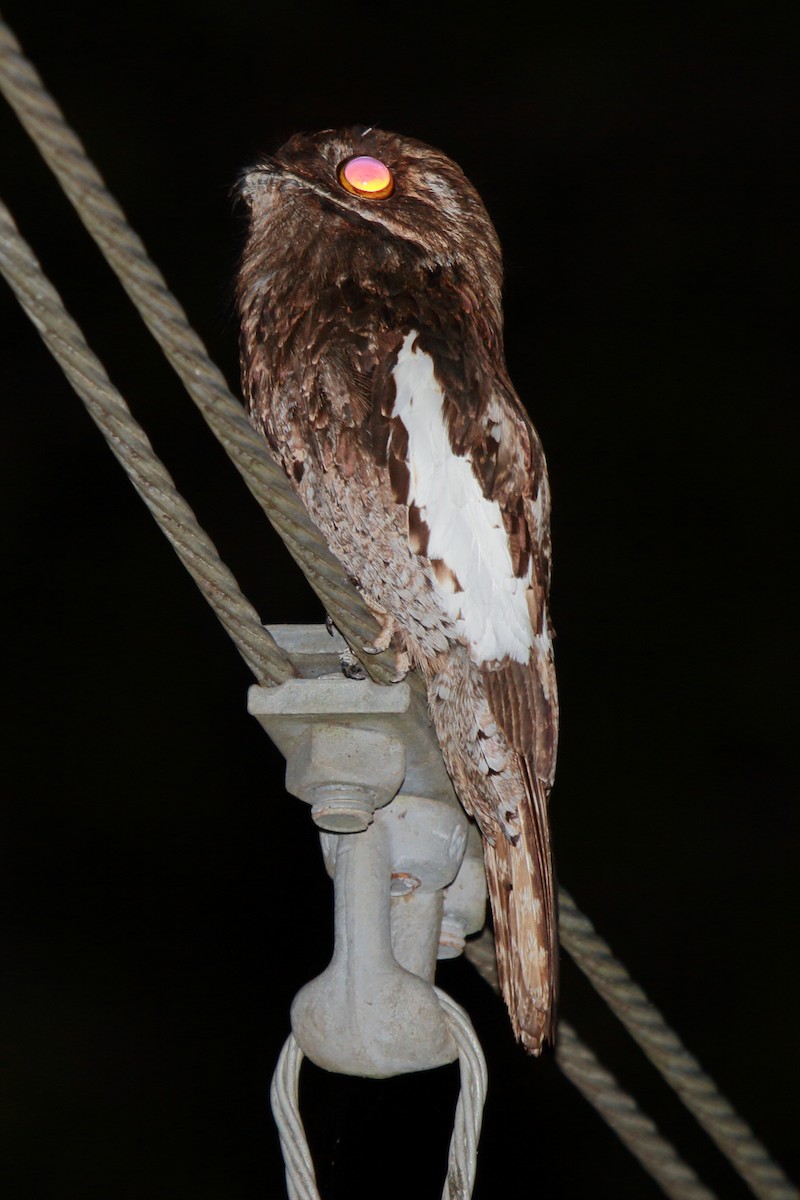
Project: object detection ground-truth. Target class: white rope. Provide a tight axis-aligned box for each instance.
[270,1036,318,1200]
[436,988,488,1200]
[270,990,487,1200]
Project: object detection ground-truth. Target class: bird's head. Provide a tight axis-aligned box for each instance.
[237,127,503,328]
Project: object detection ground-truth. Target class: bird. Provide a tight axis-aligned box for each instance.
[236,127,558,1053]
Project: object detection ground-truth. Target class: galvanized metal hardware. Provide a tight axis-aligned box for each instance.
[248,624,486,1077]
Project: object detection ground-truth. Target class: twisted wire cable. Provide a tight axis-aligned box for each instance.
[434,988,488,1200]
[0,198,293,688]
[0,16,400,687]
[464,932,716,1200]
[270,993,487,1200]
[557,889,798,1200]
[270,1037,318,1200]
[556,1023,717,1200]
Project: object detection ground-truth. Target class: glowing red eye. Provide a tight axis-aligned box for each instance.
[338,155,394,198]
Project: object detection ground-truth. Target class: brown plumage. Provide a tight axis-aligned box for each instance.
[236,127,559,1052]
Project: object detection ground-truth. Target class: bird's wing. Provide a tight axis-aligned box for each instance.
[382,327,557,777]
[378,327,559,1051]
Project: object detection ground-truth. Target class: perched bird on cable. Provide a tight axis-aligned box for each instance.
[236,128,558,1053]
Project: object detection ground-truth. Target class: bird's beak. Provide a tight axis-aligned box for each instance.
[237,158,284,201]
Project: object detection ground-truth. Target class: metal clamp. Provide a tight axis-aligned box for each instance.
[248,624,487,1078]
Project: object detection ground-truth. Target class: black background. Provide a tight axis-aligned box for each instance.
[2,2,797,1196]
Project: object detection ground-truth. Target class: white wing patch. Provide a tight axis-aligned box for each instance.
[391,331,536,665]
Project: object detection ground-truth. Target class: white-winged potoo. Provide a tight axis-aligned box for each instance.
[236,128,558,1053]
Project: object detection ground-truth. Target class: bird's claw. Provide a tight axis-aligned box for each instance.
[362,610,397,655]
[339,647,367,680]
[360,611,410,681]
[387,650,411,683]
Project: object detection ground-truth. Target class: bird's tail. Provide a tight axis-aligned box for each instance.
[424,649,558,1052]
[481,758,558,1054]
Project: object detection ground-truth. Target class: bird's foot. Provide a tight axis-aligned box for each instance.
[361,609,397,655]
[388,649,411,683]
[362,612,411,682]
[339,647,367,680]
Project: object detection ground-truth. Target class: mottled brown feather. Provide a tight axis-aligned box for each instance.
[483,759,558,1051]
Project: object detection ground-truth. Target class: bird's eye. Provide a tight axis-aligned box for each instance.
[338,156,394,199]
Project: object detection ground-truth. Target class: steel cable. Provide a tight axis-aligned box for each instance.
[557,889,798,1200]
[435,988,489,1200]
[556,1023,717,1200]
[0,15,401,687]
[0,199,293,687]
[464,932,716,1200]
[270,992,487,1200]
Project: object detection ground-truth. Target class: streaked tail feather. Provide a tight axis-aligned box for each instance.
[482,758,558,1054]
